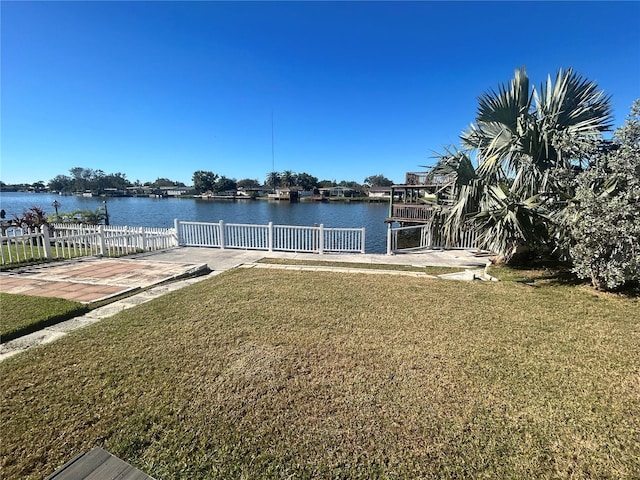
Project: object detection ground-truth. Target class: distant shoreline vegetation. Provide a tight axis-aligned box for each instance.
[0,169,395,198]
[0,189,390,204]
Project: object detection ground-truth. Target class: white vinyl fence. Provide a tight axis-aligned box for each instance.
[1,220,366,266]
[387,222,478,254]
[1,224,178,266]
[176,220,366,254]
[51,224,178,258]
[0,227,51,265]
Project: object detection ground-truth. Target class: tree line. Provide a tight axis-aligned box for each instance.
[193,170,393,195]
[2,168,394,195]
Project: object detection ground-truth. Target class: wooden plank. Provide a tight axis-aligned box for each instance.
[45,447,156,480]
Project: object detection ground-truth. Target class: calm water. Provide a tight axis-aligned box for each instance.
[0,192,391,252]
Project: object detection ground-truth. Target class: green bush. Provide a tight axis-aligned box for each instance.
[568,100,640,290]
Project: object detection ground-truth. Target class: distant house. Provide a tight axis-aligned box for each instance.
[103,188,126,197]
[267,187,296,201]
[158,186,193,197]
[318,186,355,198]
[268,187,313,201]
[238,186,271,198]
[127,186,153,196]
[367,186,392,198]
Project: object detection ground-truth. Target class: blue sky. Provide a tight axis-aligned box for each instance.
[2,1,639,186]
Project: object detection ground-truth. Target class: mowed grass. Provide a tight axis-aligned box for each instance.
[1,268,639,479]
[0,293,88,342]
[0,245,92,271]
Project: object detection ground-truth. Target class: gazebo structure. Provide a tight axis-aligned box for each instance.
[385,170,456,225]
[383,169,480,254]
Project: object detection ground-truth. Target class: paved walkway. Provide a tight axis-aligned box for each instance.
[134,246,491,270]
[1,247,491,361]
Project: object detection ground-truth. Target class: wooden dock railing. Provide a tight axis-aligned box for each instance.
[389,204,439,222]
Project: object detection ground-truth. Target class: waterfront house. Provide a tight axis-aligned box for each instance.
[160,186,193,197]
[366,186,392,199]
[268,187,314,202]
[103,188,127,197]
[318,186,357,198]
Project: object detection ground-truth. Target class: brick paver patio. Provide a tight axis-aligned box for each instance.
[0,257,207,303]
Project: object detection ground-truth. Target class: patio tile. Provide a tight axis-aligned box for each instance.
[0,257,206,304]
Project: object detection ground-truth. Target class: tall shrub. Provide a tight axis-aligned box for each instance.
[568,100,640,290]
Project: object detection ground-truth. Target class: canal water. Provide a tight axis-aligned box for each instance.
[0,192,391,253]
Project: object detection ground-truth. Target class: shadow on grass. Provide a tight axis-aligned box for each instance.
[1,305,89,343]
[488,260,640,297]
[489,259,572,280]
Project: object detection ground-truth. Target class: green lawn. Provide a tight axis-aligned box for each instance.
[1,243,139,271]
[1,244,50,269]
[0,293,88,342]
[0,244,94,270]
[1,268,638,479]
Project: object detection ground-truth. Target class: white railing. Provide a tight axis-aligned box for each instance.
[322,227,366,253]
[2,217,480,265]
[176,220,366,254]
[0,227,50,265]
[1,224,178,266]
[387,222,478,254]
[51,224,102,258]
[51,224,178,257]
[1,220,366,266]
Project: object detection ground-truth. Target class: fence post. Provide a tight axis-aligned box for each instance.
[41,225,53,260]
[268,222,273,252]
[386,223,394,255]
[173,218,181,246]
[219,220,225,249]
[318,224,324,255]
[139,226,147,251]
[98,224,106,256]
[360,227,366,254]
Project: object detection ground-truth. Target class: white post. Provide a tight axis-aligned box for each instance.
[386,223,394,255]
[268,222,273,252]
[173,218,181,246]
[98,224,106,256]
[41,225,52,260]
[139,226,147,251]
[361,227,366,254]
[318,224,324,255]
[219,220,225,249]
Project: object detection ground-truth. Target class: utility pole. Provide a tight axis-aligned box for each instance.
[271,110,275,173]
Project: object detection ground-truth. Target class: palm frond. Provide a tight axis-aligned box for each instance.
[475,66,532,129]
[534,68,613,152]
[473,188,550,259]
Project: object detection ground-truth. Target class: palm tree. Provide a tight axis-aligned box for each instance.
[266,171,281,192]
[435,67,612,262]
[281,170,296,188]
